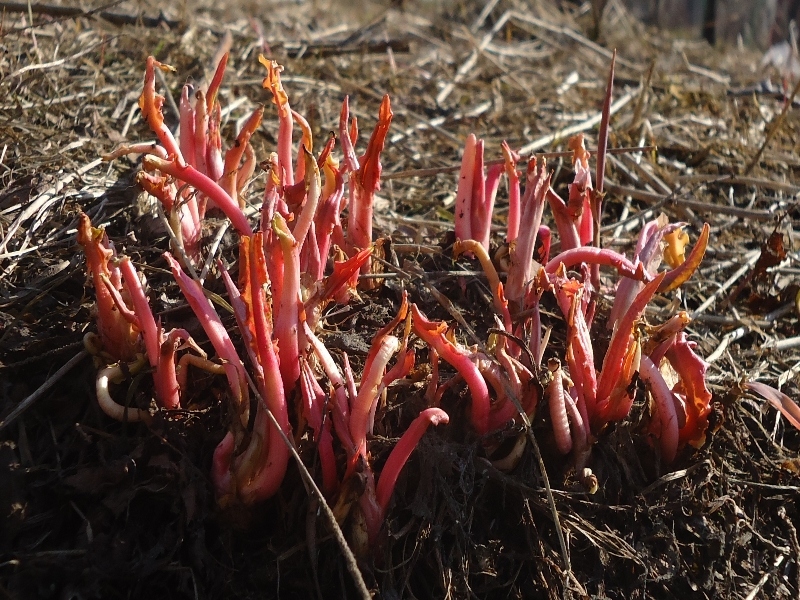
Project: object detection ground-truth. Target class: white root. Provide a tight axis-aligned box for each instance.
[95,361,152,424]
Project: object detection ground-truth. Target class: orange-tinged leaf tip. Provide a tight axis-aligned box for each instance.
[659,223,709,293]
[663,227,690,268]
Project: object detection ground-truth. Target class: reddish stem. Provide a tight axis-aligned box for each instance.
[260,57,294,186]
[143,155,252,236]
[453,133,477,243]
[502,141,521,243]
[596,272,666,409]
[545,246,649,281]
[375,408,449,516]
[547,360,572,455]
[640,356,679,463]
[411,304,491,435]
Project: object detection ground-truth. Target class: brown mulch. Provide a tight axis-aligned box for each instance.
[1,0,799,598]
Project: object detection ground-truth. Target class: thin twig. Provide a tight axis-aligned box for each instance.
[0,1,181,28]
[690,250,760,318]
[744,75,800,175]
[604,183,781,221]
[242,371,371,600]
[518,88,637,155]
[0,350,90,432]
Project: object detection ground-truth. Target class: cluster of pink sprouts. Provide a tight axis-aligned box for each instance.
[77,52,800,553]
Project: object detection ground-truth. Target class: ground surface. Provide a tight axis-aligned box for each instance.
[1,1,800,598]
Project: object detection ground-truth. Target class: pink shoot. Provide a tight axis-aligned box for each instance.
[292,147,322,254]
[607,216,671,329]
[348,94,392,274]
[138,56,181,159]
[117,258,159,369]
[206,103,224,183]
[547,359,572,455]
[505,159,550,306]
[156,328,197,411]
[313,153,345,280]
[567,134,595,247]
[639,356,679,463]
[536,225,552,264]
[220,235,291,503]
[291,109,313,182]
[374,408,450,517]
[165,253,249,416]
[179,84,196,167]
[219,106,264,206]
[454,133,477,243]
[271,214,302,392]
[300,357,325,439]
[665,333,712,448]
[545,188,581,252]
[411,304,491,435]
[595,272,666,424]
[468,139,490,250]
[338,96,360,174]
[260,56,294,186]
[77,213,139,362]
[117,257,195,411]
[502,141,521,243]
[303,322,354,452]
[544,246,649,281]
[193,90,209,182]
[554,278,598,419]
[143,155,252,236]
[349,335,401,460]
[745,382,800,431]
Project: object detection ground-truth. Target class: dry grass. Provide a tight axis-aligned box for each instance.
[1,0,799,598]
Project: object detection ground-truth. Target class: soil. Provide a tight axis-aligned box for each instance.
[1,1,799,599]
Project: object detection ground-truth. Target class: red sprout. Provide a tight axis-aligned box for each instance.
[165,253,249,415]
[143,155,253,236]
[338,96,360,174]
[544,246,650,281]
[594,272,666,425]
[745,382,800,431]
[411,304,491,435]
[77,213,139,362]
[348,94,393,275]
[501,141,521,243]
[271,213,302,391]
[567,134,594,247]
[374,408,450,515]
[219,106,264,206]
[291,109,313,182]
[454,134,477,243]
[666,333,712,447]
[179,84,196,167]
[260,57,294,186]
[138,56,181,158]
[547,359,572,455]
[349,335,401,460]
[468,139,491,251]
[303,322,355,452]
[505,159,550,306]
[639,356,679,463]
[545,188,581,252]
